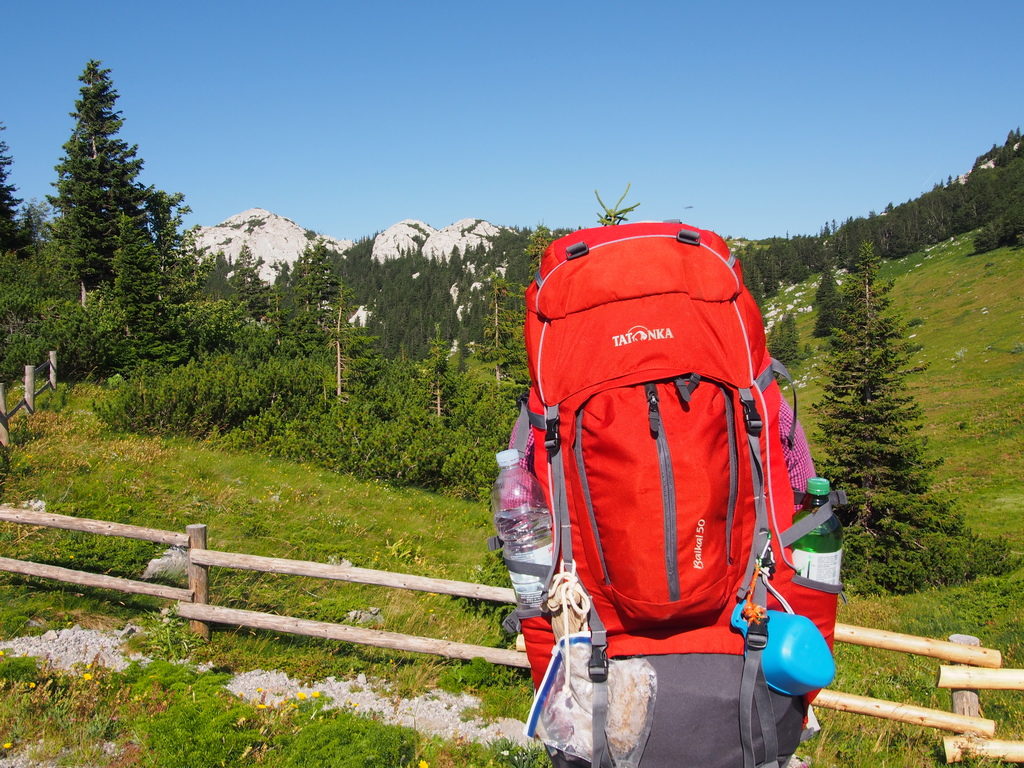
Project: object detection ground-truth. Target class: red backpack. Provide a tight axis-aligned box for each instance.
[515,222,840,767]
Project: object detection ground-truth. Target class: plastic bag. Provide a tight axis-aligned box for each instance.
[526,634,657,767]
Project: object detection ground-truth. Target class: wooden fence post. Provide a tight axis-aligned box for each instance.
[187,524,210,640]
[949,634,982,719]
[24,365,35,414]
[0,383,7,448]
[48,351,57,390]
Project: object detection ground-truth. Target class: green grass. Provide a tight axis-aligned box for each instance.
[767,236,1024,548]
[0,388,528,714]
[0,656,548,768]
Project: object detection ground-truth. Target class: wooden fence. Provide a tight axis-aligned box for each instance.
[0,351,57,447]
[0,504,1021,762]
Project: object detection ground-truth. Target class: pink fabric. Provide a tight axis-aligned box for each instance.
[778,398,816,503]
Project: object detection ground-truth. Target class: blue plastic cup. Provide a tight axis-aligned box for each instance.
[731,605,835,696]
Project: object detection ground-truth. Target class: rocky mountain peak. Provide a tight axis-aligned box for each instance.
[192,208,354,281]
[371,220,437,263]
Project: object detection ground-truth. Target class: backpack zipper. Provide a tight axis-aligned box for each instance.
[646,383,680,602]
[719,384,739,564]
[574,409,610,583]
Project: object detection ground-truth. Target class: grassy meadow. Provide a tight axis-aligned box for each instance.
[0,234,1022,767]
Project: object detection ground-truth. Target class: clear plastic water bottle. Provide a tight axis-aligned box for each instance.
[791,477,843,585]
[492,449,553,610]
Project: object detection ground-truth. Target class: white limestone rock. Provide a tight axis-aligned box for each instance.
[422,219,505,262]
[193,208,353,282]
[371,219,437,263]
[349,306,370,326]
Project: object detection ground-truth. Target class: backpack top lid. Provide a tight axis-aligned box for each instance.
[526,222,765,407]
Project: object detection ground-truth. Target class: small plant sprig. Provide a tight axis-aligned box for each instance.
[132,607,204,662]
[595,184,640,226]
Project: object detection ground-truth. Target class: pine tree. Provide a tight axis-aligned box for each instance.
[478,274,527,387]
[49,60,150,300]
[229,244,271,320]
[812,262,842,338]
[0,124,26,254]
[767,313,799,368]
[815,242,1010,593]
[287,239,342,356]
[111,214,167,366]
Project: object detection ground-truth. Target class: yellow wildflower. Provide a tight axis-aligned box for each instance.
[257,704,267,709]
[82,673,93,681]
[419,761,429,768]
[28,682,36,689]
[296,692,307,700]
[311,691,321,698]
[3,743,12,749]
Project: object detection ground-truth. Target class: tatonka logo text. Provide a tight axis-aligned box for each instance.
[612,325,675,347]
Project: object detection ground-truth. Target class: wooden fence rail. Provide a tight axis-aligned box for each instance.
[0,503,1019,759]
[0,351,57,447]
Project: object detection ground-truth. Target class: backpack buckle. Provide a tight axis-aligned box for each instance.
[745,615,769,651]
[588,644,609,682]
[545,416,560,454]
[741,398,763,436]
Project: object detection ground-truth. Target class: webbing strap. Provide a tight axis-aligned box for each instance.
[740,574,777,768]
[737,390,770,601]
[546,405,573,570]
[588,609,613,768]
[512,398,546,456]
[754,670,778,766]
[736,386,780,768]
[756,358,797,447]
[512,399,531,456]
[503,558,551,578]
[546,402,613,766]
[778,499,835,547]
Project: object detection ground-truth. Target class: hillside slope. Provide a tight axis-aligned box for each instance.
[762,234,1024,546]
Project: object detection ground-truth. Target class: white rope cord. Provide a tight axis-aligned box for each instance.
[546,563,591,682]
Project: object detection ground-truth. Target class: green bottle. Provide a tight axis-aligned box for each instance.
[791,477,843,585]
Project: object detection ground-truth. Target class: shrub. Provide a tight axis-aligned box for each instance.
[97,354,331,438]
[271,708,416,768]
[0,655,40,683]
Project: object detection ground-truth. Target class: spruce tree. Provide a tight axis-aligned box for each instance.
[0,124,25,254]
[49,60,149,300]
[812,262,842,338]
[478,274,527,387]
[287,239,342,355]
[111,214,169,366]
[815,242,1010,593]
[229,244,271,320]
[767,313,799,369]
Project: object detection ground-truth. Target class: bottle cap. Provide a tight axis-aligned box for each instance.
[496,449,521,468]
[806,477,831,496]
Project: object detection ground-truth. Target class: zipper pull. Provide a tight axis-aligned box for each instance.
[645,383,661,436]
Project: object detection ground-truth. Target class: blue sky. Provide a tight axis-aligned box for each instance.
[2,1,1022,241]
